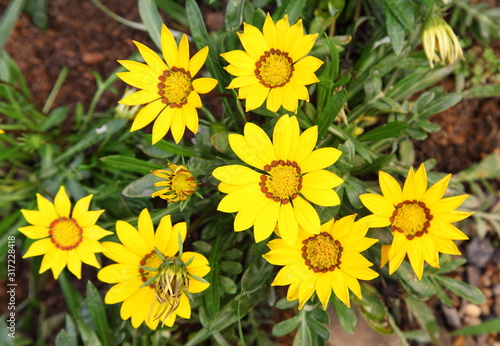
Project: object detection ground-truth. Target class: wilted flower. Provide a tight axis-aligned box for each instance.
[98,209,210,329]
[422,14,464,69]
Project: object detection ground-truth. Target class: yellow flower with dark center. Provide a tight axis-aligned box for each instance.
[151,163,197,202]
[212,115,343,245]
[360,164,472,279]
[97,209,210,329]
[18,186,111,279]
[422,14,464,69]
[117,24,218,144]
[263,215,379,309]
[221,14,323,113]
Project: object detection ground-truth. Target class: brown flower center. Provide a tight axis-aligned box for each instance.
[49,217,83,250]
[259,160,302,204]
[157,67,194,108]
[390,200,434,240]
[302,232,343,273]
[254,48,294,88]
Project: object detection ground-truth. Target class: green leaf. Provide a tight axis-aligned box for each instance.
[317,89,347,139]
[358,121,408,142]
[272,316,301,337]
[0,0,26,52]
[450,318,500,336]
[273,0,307,24]
[145,135,196,157]
[219,276,238,294]
[76,319,103,346]
[293,311,313,346]
[343,176,365,209]
[396,262,436,300]
[220,261,243,275]
[223,248,243,260]
[241,243,274,293]
[225,0,245,31]
[86,281,111,346]
[55,330,72,346]
[99,155,163,174]
[357,283,393,334]
[204,234,222,323]
[433,256,467,274]
[64,315,78,346]
[465,84,500,98]
[0,318,14,346]
[332,295,356,334]
[405,296,441,345]
[122,173,161,198]
[412,93,462,120]
[384,0,414,30]
[307,317,330,340]
[138,0,162,49]
[434,276,486,305]
[40,106,69,131]
[431,277,453,307]
[455,153,500,183]
[58,271,84,317]
[384,4,405,56]
[276,297,298,309]
[153,0,186,26]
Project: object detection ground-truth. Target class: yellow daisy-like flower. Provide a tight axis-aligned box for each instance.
[151,163,197,202]
[18,186,111,279]
[212,115,343,245]
[263,215,379,309]
[97,209,210,330]
[221,14,323,113]
[117,24,218,144]
[0,129,4,134]
[360,164,472,279]
[422,14,464,69]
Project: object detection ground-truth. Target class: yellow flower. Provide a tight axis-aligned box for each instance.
[18,186,111,279]
[97,209,210,329]
[0,129,4,134]
[151,163,197,202]
[422,14,464,69]
[221,14,323,113]
[263,215,378,309]
[360,164,472,279]
[117,24,218,144]
[212,115,343,245]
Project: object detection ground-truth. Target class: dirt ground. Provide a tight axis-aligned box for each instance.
[2,0,500,345]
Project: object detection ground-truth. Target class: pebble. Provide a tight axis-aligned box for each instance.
[495,295,500,317]
[479,301,490,316]
[464,303,481,317]
[466,265,481,288]
[463,315,482,326]
[465,238,495,268]
[442,305,462,329]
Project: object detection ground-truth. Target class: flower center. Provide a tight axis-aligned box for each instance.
[139,250,164,288]
[171,170,197,200]
[157,67,194,108]
[254,48,294,88]
[301,232,343,273]
[49,217,83,250]
[390,200,434,240]
[259,160,302,204]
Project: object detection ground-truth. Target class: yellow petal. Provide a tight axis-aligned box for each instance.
[212,165,261,185]
[20,210,53,227]
[170,108,186,144]
[280,86,299,114]
[289,33,318,63]
[239,23,268,59]
[221,49,256,68]
[218,184,261,213]
[36,193,59,220]
[379,171,402,206]
[18,225,49,239]
[133,40,167,75]
[293,195,320,235]
[23,238,53,258]
[422,174,451,206]
[105,278,144,304]
[54,186,71,218]
[266,88,283,112]
[98,264,139,283]
[431,195,469,215]
[254,199,280,242]
[359,214,391,228]
[161,24,178,68]
[131,99,166,132]
[151,106,174,144]
[138,209,155,248]
[228,133,268,169]
[119,89,159,106]
[359,193,395,217]
[316,273,333,309]
[263,248,301,266]
[300,147,342,173]
[302,170,343,190]
[278,202,299,245]
[189,46,209,77]
[430,222,469,240]
[273,115,299,161]
[175,293,191,319]
[177,34,190,69]
[241,83,269,111]
[331,270,350,307]
[297,273,316,309]
[227,75,259,89]
[188,279,210,293]
[116,71,157,91]
[67,250,82,279]
[294,126,317,163]
[192,77,218,94]
[101,241,142,265]
[234,193,268,232]
[300,186,340,207]
[50,249,67,279]
[407,242,425,280]
[244,121,277,164]
[187,91,202,108]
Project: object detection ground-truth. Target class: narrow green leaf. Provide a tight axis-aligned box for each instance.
[153,0,187,26]
[100,155,163,174]
[357,283,393,334]
[307,317,331,340]
[55,330,72,346]
[414,93,462,120]
[431,278,453,307]
[317,89,347,139]
[384,0,415,30]
[332,295,356,334]
[0,318,14,346]
[293,312,313,346]
[122,173,160,197]
[86,281,111,346]
[40,106,69,131]
[276,0,307,24]
[220,261,243,275]
[76,319,103,346]
[219,276,237,294]
[0,0,26,52]
[433,257,467,274]
[204,234,222,322]
[396,262,436,300]
[241,243,273,293]
[465,84,500,98]
[145,135,196,157]
[405,296,441,345]
[64,315,78,346]
[434,276,486,305]
[58,271,84,317]
[384,4,405,56]
[138,0,162,49]
[358,121,408,142]
[450,318,500,336]
[225,0,245,31]
[275,297,298,309]
[272,316,301,337]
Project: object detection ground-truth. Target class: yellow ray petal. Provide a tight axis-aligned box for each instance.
[359,193,395,216]
[192,77,217,94]
[177,34,190,69]
[300,147,342,173]
[297,273,316,309]
[116,71,157,91]
[23,238,53,258]
[175,293,192,319]
[36,193,58,220]
[273,115,299,161]
[331,270,350,307]
[234,193,268,232]
[67,250,82,279]
[119,89,159,106]
[189,46,208,77]
[221,50,256,68]
[105,277,144,304]
[18,225,49,239]
[188,278,210,293]
[278,202,299,245]
[213,165,261,185]
[130,99,166,132]
[316,273,333,309]
[98,263,139,283]
[379,171,403,206]
[151,106,174,144]
[302,169,343,190]
[50,249,67,279]
[254,199,280,242]
[187,91,202,108]
[239,23,268,59]
[241,83,269,111]
[20,210,53,228]
[218,184,261,213]
[293,195,320,235]
[133,40,167,75]
[244,121,277,164]
[161,24,178,68]
[300,186,340,207]
[422,173,451,206]
[228,133,268,169]
[431,195,469,215]
[138,209,155,249]
[266,88,283,112]
[101,241,142,265]
[54,186,71,218]
[263,248,301,266]
[294,126,317,163]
